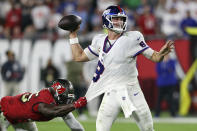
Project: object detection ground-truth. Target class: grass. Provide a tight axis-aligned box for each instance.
[37,121,197,131]
[36,121,138,131]
[7,111,197,131]
[7,118,197,131]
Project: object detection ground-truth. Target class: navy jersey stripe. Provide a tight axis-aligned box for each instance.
[133,47,149,57]
[88,46,99,57]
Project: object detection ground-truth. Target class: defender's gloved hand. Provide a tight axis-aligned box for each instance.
[73,97,87,108]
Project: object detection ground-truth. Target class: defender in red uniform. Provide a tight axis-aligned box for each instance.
[0,79,87,131]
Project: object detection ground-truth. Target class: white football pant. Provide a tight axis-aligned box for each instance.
[96,82,154,131]
[13,122,38,131]
[62,112,85,131]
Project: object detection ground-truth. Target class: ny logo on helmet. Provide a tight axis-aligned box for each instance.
[102,5,127,33]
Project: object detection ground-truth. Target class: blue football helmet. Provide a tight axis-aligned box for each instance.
[102,5,127,33]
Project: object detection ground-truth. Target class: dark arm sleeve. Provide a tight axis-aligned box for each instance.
[1,64,8,81]
[16,62,25,81]
[1,65,5,80]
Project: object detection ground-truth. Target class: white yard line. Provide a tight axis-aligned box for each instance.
[115,117,197,124]
[52,117,197,124]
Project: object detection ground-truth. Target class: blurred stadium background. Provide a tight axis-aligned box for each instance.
[0,0,197,130]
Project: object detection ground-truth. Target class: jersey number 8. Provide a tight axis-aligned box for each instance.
[93,61,105,82]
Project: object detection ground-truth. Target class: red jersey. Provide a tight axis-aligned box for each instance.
[0,89,57,124]
[138,14,156,35]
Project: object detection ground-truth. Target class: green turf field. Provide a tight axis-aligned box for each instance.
[6,111,197,131]
[38,121,197,131]
[7,119,197,131]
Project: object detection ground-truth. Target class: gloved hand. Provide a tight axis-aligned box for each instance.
[73,97,87,108]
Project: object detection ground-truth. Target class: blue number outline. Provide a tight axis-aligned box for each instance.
[93,60,105,82]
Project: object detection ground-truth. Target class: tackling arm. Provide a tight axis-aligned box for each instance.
[38,103,75,118]
[38,97,87,118]
[69,31,89,62]
[150,40,174,62]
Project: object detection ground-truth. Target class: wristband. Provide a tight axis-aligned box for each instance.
[69,37,79,45]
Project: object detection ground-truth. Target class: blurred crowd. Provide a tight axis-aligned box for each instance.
[0,0,197,40]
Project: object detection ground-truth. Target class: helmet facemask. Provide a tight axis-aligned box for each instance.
[55,90,75,104]
[108,15,127,33]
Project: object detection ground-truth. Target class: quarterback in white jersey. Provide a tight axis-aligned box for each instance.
[68,5,174,131]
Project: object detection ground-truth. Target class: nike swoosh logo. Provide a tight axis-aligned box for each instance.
[134,92,139,96]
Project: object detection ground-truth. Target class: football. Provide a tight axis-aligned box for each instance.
[58,15,82,31]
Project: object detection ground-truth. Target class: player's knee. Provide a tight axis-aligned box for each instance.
[69,123,85,131]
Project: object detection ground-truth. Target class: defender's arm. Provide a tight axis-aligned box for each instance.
[38,97,87,118]
[38,103,75,118]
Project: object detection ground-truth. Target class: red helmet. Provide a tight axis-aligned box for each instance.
[50,79,75,104]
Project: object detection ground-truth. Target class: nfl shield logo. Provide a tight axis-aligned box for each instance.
[122,96,126,100]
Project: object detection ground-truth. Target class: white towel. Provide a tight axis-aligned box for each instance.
[116,87,136,118]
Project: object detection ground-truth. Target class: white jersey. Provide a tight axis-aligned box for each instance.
[84,31,154,101]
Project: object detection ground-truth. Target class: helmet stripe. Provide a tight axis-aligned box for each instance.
[117,6,122,12]
[52,82,66,94]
